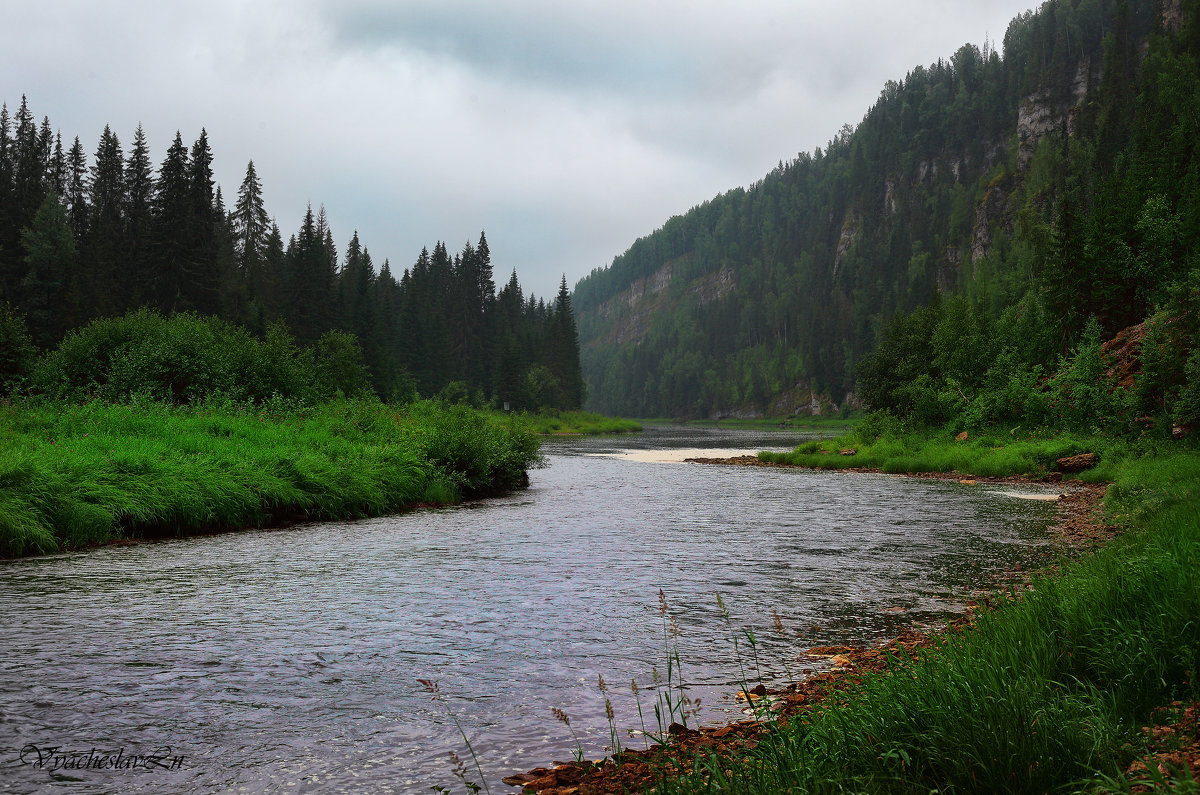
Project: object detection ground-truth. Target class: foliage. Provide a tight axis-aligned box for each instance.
[488,409,642,435]
[0,302,35,394]
[572,0,1200,422]
[0,101,586,412]
[666,439,1200,793]
[0,397,542,558]
[29,310,354,404]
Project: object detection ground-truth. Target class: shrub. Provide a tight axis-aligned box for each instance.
[29,311,373,406]
[0,303,35,396]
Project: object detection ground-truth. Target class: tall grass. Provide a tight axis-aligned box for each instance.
[0,397,542,558]
[487,409,642,435]
[761,425,1137,480]
[659,442,1200,793]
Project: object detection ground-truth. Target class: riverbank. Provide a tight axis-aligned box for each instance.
[645,416,857,434]
[507,431,1200,793]
[488,410,642,436]
[0,398,542,558]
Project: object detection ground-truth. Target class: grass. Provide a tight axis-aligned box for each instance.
[653,431,1200,793]
[488,409,642,436]
[761,428,1126,480]
[0,397,543,558]
[650,416,859,433]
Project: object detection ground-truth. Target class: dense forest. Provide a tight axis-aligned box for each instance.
[574,0,1199,428]
[0,105,584,410]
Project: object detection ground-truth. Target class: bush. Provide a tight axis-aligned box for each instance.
[0,303,35,396]
[1174,348,1200,427]
[30,311,373,406]
[852,410,904,444]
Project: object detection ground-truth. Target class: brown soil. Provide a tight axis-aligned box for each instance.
[504,463,1120,793]
[1125,701,1200,791]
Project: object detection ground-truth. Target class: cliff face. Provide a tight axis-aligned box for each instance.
[1017,59,1095,168]
[573,0,1160,419]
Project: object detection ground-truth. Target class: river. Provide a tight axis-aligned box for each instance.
[0,425,1060,793]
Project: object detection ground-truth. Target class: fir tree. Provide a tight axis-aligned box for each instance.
[124,124,154,307]
[86,125,125,316]
[151,131,190,312]
[21,192,78,346]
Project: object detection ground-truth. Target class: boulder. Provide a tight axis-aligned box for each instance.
[1056,452,1098,472]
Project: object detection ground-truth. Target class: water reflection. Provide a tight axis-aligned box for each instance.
[0,425,1058,793]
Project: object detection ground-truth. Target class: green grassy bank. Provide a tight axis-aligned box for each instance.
[657,429,1200,793]
[650,416,858,433]
[492,409,642,435]
[0,397,542,559]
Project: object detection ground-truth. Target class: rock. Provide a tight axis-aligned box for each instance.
[735,684,767,702]
[956,431,968,441]
[1056,453,1098,472]
[503,770,551,786]
[553,765,582,785]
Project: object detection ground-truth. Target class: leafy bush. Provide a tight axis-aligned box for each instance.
[30,311,374,406]
[0,303,35,395]
[1174,348,1200,427]
[851,410,904,444]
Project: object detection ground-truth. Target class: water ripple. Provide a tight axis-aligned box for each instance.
[0,426,1057,793]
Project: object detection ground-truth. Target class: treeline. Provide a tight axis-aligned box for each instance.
[572,0,1193,420]
[859,0,1200,434]
[0,99,584,410]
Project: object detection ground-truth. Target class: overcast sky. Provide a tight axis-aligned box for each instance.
[3,1,1036,299]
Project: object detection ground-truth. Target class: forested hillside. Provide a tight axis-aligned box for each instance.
[0,107,584,410]
[574,0,1199,422]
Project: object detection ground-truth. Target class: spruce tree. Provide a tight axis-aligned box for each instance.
[124,124,154,308]
[65,137,89,247]
[20,192,77,346]
[182,129,220,315]
[550,274,585,408]
[86,125,125,316]
[151,131,190,312]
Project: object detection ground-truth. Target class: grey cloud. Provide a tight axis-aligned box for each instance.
[319,1,776,102]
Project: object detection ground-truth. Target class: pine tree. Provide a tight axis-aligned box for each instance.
[86,125,125,316]
[0,104,15,299]
[549,274,585,408]
[181,128,220,315]
[124,124,154,308]
[20,192,77,345]
[48,132,65,198]
[232,162,269,277]
[151,131,190,312]
[65,137,89,246]
[283,203,334,344]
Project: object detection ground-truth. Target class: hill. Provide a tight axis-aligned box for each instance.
[573,0,1198,421]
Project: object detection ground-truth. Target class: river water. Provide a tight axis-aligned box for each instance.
[0,426,1060,793]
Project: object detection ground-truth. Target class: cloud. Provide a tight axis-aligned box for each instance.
[2,0,1039,297]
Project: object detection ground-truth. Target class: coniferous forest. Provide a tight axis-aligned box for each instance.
[0,103,585,411]
[574,0,1200,432]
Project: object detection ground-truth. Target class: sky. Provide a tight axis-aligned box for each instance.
[3,0,1038,300]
